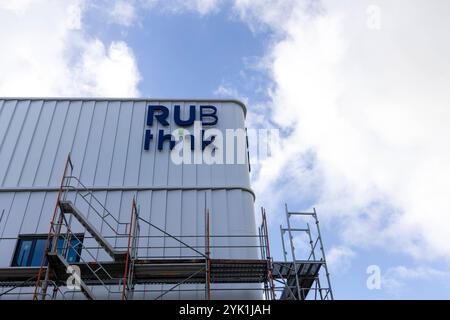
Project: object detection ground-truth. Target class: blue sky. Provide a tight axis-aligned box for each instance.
[80,1,270,99]
[1,0,450,299]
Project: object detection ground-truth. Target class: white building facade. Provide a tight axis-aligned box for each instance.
[0,98,260,299]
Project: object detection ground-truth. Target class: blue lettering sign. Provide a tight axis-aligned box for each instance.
[147,105,169,126]
[174,105,196,126]
[144,104,218,151]
[200,105,218,126]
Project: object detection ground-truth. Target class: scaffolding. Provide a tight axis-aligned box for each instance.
[0,155,333,300]
[273,204,334,300]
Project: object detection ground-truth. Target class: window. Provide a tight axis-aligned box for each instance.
[11,234,83,267]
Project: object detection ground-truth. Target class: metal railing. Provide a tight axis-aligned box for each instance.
[1,154,333,300]
[277,204,334,300]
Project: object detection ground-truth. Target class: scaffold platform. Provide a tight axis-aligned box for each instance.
[0,259,323,286]
[0,155,333,300]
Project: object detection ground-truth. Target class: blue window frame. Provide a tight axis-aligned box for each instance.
[11,234,83,267]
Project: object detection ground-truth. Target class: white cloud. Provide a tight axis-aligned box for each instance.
[142,0,222,15]
[72,40,140,96]
[214,83,249,107]
[110,0,136,27]
[214,84,238,97]
[232,0,300,33]
[185,0,221,15]
[0,0,140,97]
[66,2,82,30]
[234,0,450,262]
[327,246,356,275]
[0,0,34,13]
[383,265,450,293]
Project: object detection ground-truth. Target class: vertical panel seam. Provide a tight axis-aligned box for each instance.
[151,100,159,186]
[165,103,172,186]
[31,101,57,186]
[78,101,96,182]
[0,100,18,152]
[91,102,111,265]
[90,104,108,262]
[122,102,134,185]
[101,101,122,279]
[107,102,121,186]
[0,100,5,125]
[102,100,121,247]
[0,193,16,238]
[181,102,184,187]
[1,100,31,186]
[17,100,45,186]
[163,190,168,258]
[92,102,109,186]
[137,101,145,186]
[78,101,97,219]
[45,101,71,186]
[68,101,84,161]
[34,192,48,234]
[17,192,33,235]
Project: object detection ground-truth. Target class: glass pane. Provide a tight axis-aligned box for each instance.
[50,235,82,263]
[47,236,66,253]
[43,236,69,264]
[30,239,47,266]
[56,237,65,253]
[67,238,82,263]
[12,235,83,267]
[14,239,33,266]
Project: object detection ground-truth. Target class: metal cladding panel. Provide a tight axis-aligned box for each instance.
[0,98,258,299]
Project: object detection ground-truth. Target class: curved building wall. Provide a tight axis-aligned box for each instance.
[0,98,259,299]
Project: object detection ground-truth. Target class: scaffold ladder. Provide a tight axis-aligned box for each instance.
[277,204,334,300]
[33,154,140,300]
